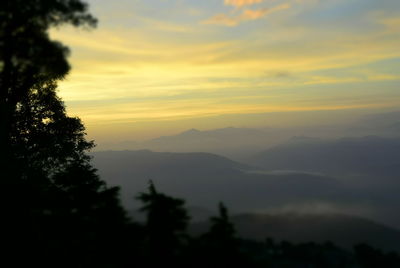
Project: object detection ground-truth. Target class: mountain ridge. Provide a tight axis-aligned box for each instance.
[190,212,400,252]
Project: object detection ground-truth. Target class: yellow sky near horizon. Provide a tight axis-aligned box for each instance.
[50,0,400,141]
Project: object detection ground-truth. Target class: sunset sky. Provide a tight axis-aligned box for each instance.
[51,0,400,142]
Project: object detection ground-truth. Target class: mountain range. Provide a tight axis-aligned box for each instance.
[95,111,400,160]
[91,111,400,251]
[246,135,400,178]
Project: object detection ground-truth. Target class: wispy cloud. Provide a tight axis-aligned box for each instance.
[202,3,291,26]
[202,13,238,27]
[242,8,270,19]
[303,76,362,85]
[224,0,264,8]
[52,0,400,140]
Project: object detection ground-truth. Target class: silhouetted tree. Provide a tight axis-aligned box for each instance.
[6,60,133,268]
[354,243,400,268]
[137,181,190,266]
[0,2,137,267]
[206,202,236,244]
[189,202,247,268]
[0,0,96,175]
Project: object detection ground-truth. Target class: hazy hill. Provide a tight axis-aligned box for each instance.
[92,150,254,208]
[247,136,400,178]
[191,213,400,252]
[95,126,349,160]
[92,149,249,179]
[354,111,400,136]
[96,127,285,160]
[91,150,391,225]
[95,111,400,162]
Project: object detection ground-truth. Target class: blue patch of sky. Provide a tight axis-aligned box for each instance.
[286,0,397,33]
[362,58,400,74]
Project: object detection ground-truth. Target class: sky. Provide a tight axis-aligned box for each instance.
[50,0,400,142]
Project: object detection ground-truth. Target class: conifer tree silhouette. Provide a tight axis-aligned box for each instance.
[207,202,236,243]
[191,202,247,268]
[137,181,190,266]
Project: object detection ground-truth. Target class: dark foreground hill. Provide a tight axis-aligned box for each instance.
[91,150,357,212]
[191,213,400,252]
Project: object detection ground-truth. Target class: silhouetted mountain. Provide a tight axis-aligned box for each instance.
[93,149,249,177]
[95,127,291,160]
[191,213,400,252]
[95,111,400,166]
[92,149,252,208]
[247,136,400,178]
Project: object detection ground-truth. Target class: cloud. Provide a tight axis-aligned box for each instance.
[267,3,291,12]
[224,0,264,8]
[202,3,291,26]
[294,0,319,4]
[303,76,362,85]
[377,16,400,34]
[241,8,270,20]
[202,13,238,26]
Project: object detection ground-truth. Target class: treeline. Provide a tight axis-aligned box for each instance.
[0,1,399,267]
[118,181,400,268]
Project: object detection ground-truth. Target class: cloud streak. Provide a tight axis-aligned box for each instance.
[203,3,291,26]
[51,0,400,141]
[224,0,264,8]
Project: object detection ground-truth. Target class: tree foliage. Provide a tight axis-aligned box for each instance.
[137,181,190,265]
[0,2,133,267]
[12,81,94,178]
[0,0,96,167]
[206,202,236,243]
